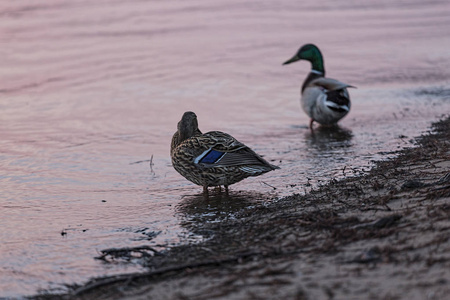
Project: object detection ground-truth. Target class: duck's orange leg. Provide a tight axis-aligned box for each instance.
[203,186,209,200]
[309,118,315,130]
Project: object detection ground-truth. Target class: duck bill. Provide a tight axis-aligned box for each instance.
[283,54,300,65]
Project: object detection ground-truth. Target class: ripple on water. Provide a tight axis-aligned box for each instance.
[1,0,450,297]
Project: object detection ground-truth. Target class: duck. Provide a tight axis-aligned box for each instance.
[171,111,279,196]
[283,44,355,129]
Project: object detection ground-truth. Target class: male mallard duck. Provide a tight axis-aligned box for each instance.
[171,111,279,196]
[283,44,355,128]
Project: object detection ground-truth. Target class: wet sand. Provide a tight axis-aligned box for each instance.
[36,116,450,300]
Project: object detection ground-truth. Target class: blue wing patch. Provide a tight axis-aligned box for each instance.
[199,149,225,164]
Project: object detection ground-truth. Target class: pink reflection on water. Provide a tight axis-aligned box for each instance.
[1,0,450,297]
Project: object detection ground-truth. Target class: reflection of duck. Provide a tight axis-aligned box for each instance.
[176,191,267,237]
[171,112,279,196]
[305,125,353,152]
[283,44,355,129]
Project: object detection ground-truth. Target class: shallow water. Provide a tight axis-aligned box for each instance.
[1,0,449,297]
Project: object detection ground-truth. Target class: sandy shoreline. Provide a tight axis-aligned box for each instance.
[35,117,449,300]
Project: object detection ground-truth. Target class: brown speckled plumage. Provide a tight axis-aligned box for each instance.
[171,112,279,193]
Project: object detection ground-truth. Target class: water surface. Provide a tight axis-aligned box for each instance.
[1,0,449,297]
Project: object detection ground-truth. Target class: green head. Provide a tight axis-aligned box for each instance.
[283,44,325,74]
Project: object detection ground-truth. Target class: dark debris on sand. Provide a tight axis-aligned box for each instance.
[34,117,450,300]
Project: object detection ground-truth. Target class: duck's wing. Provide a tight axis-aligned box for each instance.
[310,77,355,91]
[194,131,278,170]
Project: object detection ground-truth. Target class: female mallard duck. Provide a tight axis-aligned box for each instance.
[171,111,279,195]
[283,44,355,129]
